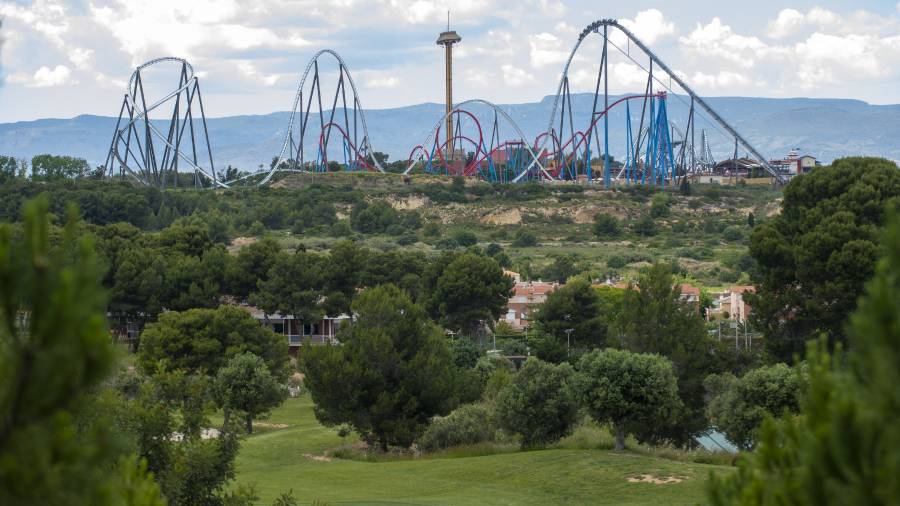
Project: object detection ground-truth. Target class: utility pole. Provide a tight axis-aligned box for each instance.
[564,328,574,354]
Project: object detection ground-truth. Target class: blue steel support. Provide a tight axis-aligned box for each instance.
[625,101,634,183]
[603,25,610,187]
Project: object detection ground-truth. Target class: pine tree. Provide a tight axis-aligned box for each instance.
[709,212,900,505]
[0,197,163,505]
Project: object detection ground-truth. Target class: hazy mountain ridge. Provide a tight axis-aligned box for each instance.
[2,94,899,171]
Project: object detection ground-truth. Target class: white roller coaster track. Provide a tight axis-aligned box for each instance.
[255,49,386,186]
[108,57,225,188]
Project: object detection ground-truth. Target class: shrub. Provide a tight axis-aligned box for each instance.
[474,355,515,385]
[511,230,538,247]
[496,359,579,448]
[329,221,352,237]
[434,238,459,250]
[422,222,441,237]
[593,213,622,238]
[453,230,478,247]
[632,215,657,236]
[650,200,670,218]
[678,247,714,261]
[495,338,528,356]
[396,233,417,246]
[607,255,627,269]
[418,403,495,452]
[722,225,744,242]
[449,338,482,369]
[704,363,803,450]
[385,224,405,236]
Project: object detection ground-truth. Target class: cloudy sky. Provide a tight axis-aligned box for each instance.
[2,0,900,122]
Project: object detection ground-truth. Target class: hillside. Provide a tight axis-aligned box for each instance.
[2,95,899,171]
[259,173,778,289]
[0,172,778,289]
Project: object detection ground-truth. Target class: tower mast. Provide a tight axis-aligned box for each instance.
[436,12,462,158]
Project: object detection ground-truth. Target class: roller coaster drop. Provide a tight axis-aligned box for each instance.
[105,19,783,188]
[105,58,221,188]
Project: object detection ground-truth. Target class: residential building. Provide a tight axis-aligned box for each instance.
[678,283,701,314]
[770,150,819,178]
[593,280,701,313]
[242,304,351,355]
[503,279,558,330]
[706,285,755,323]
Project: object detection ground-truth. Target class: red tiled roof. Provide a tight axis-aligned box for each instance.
[679,284,701,296]
[513,282,556,297]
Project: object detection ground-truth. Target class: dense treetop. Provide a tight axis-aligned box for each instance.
[748,157,900,362]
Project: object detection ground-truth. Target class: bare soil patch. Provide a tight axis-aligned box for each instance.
[627,474,686,485]
[482,207,523,225]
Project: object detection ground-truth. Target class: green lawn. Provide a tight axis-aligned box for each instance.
[233,395,730,505]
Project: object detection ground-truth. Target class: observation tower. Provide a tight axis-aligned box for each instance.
[436,13,461,157]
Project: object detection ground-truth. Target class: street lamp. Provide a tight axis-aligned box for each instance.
[564,328,574,354]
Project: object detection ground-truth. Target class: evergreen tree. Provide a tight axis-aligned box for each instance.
[612,263,720,444]
[0,197,163,505]
[427,252,513,334]
[138,305,289,381]
[709,212,900,504]
[529,277,608,362]
[576,348,682,450]
[495,359,579,448]
[214,352,287,433]
[747,157,900,362]
[301,284,461,450]
[704,363,804,450]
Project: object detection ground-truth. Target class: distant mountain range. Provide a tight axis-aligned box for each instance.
[2,94,899,171]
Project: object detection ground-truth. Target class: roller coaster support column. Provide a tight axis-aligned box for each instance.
[603,25,610,187]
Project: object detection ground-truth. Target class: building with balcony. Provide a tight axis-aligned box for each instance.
[242,305,351,355]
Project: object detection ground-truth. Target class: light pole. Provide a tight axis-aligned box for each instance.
[564,328,574,354]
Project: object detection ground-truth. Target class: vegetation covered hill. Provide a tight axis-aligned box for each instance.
[0,171,778,289]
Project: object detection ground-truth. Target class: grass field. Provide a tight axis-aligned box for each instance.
[233,395,731,505]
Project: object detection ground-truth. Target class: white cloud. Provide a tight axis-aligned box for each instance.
[68,48,94,70]
[501,64,533,87]
[680,17,771,68]
[794,32,886,87]
[690,70,750,89]
[87,1,309,65]
[807,7,840,26]
[768,7,840,39]
[366,76,400,89]
[405,0,439,24]
[8,65,73,87]
[618,9,676,45]
[538,0,566,17]
[4,1,900,124]
[529,32,569,68]
[236,61,281,86]
[612,62,649,88]
[768,8,805,39]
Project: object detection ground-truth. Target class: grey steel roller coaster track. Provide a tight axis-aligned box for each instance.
[256,49,386,186]
[529,19,782,184]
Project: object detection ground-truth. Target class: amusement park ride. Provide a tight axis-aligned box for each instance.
[104,19,784,189]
